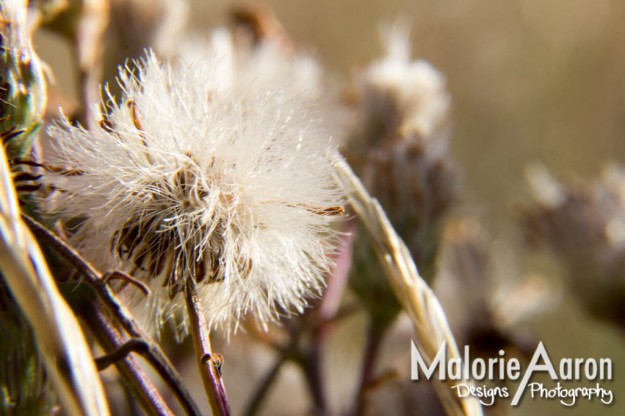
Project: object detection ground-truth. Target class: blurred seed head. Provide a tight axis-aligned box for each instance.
[436,218,548,358]
[346,26,459,326]
[175,20,353,144]
[350,22,451,151]
[176,28,322,107]
[521,163,625,329]
[348,24,458,272]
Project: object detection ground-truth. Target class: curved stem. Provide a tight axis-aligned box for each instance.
[82,301,173,416]
[22,213,202,416]
[243,351,288,416]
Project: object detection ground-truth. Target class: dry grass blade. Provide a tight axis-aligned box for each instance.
[333,153,483,416]
[0,146,109,413]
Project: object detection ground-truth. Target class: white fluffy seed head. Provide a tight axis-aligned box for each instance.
[44,51,344,338]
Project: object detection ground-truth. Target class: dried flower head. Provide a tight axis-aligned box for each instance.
[353,23,451,146]
[346,26,458,326]
[43,52,344,336]
[521,164,625,329]
[436,218,549,358]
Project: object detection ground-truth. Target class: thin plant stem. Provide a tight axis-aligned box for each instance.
[72,0,108,130]
[245,322,325,416]
[22,213,202,416]
[184,278,231,416]
[298,343,327,415]
[243,350,289,416]
[81,301,174,416]
[298,227,356,415]
[94,339,155,371]
[351,322,387,416]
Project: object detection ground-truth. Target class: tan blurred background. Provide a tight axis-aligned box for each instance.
[33,0,625,415]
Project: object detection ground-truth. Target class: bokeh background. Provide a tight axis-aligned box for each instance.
[33,0,625,415]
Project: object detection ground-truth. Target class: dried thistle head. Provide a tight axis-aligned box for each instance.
[436,218,548,358]
[346,26,459,326]
[349,22,451,151]
[43,52,345,337]
[520,164,625,329]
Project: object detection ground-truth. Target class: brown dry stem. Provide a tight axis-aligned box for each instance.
[184,277,232,416]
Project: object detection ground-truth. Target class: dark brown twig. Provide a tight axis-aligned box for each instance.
[102,270,150,297]
[82,301,174,416]
[95,338,149,370]
[22,213,202,416]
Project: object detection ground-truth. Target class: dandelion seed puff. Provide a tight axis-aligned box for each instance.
[43,51,344,337]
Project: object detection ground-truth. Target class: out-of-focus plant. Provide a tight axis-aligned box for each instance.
[343,24,460,413]
[0,287,56,415]
[438,218,549,358]
[521,163,625,331]
[39,0,109,126]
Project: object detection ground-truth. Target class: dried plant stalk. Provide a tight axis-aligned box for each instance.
[22,213,202,416]
[81,300,175,416]
[184,278,231,416]
[0,141,109,415]
[333,153,482,416]
[1,0,46,160]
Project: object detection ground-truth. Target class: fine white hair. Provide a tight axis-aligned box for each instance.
[44,51,344,338]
